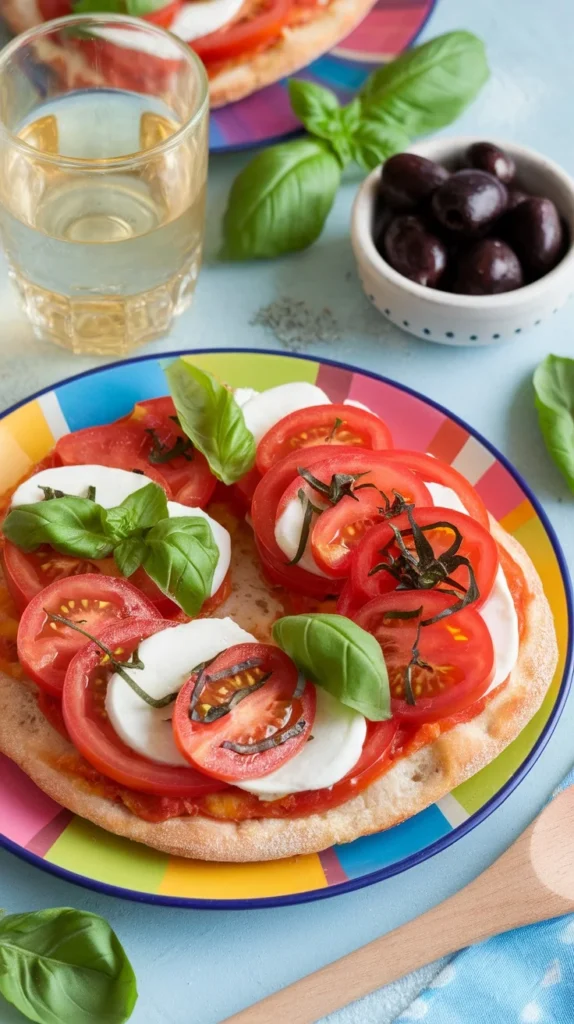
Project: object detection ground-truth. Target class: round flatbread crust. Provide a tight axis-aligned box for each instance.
[0,518,559,862]
[0,0,377,108]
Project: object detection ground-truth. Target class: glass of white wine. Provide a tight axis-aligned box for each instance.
[0,14,208,355]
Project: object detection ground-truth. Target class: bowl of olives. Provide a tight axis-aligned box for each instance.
[351,136,574,345]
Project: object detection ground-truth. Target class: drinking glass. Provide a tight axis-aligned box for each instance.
[0,14,209,355]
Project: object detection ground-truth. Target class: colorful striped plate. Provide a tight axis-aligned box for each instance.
[0,349,571,909]
[209,0,436,151]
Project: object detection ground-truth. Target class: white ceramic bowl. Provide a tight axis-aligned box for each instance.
[351,136,574,346]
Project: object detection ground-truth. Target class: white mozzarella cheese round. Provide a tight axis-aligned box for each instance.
[274,493,330,578]
[170,0,246,40]
[237,383,331,444]
[106,618,256,766]
[11,466,231,600]
[236,687,367,798]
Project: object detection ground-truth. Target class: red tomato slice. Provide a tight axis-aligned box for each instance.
[355,591,495,724]
[276,453,431,579]
[382,450,489,530]
[53,425,173,495]
[191,0,292,63]
[173,643,315,782]
[252,445,360,597]
[256,404,393,476]
[143,0,182,27]
[62,618,227,797]
[350,506,499,609]
[17,574,160,697]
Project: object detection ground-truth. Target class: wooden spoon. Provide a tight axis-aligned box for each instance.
[222,785,574,1024]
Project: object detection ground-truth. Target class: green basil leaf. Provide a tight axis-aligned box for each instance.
[349,120,410,171]
[126,0,171,13]
[165,358,255,485]
[273,613,390,721]
[2,498,113,559]
[0,907,137,1024]
[72,0,125,12]
[114,537,147,577]
[533,354,574,493]
[360,31,489,136]
[104,482,168,540]
[288,79,340,126]
[339,97,362,134]
[142,516,219,616]
[221,138,341,260]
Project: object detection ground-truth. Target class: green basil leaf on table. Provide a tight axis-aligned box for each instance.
[104,481,169,540]
[273,613,390,721]
[165,358,256,485]
[287,80,341,134]
[360,30,489,136]
[0,907,137,1024]
[2,498,113,559]
[142,516,219,616]
[220,138,342,260]
[533,354,574,493]
[114,536,148,577]
[349,120,410,171]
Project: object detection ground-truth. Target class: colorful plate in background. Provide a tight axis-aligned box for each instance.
[0,349,571,909]
[209,0,436,151]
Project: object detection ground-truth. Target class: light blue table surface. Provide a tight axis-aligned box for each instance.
[0,0,573,1021]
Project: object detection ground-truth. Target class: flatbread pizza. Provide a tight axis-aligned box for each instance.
[0,366,559,862]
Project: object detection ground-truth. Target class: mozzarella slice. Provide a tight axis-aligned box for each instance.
[106,618,256,766]
[11,466,230,599]
[274,493,331,578]
[11,464,153,509]
[425,480,520,691]
[171,0,247,42]
[237,383,331,444]
[236,687,367,798]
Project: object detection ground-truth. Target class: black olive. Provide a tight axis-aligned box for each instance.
[505,197,565,278]
[382,215,448,287]
[431,170,508,236]
[506,189,529,212]
[378,153,449,211]
[454,239,524,294]
[466,142,516,185]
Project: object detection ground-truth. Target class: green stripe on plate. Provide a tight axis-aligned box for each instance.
[178,353,319,390]
[46,817,168,891]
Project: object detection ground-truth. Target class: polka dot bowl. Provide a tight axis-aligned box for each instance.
[350,135,574,346]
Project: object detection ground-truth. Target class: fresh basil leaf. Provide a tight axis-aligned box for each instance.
[126,0,171,13]
[533,354,574,493]
[2,498,113,559]
[114,537,147,577]
[349,120,410,171]
[360,31,489,136]
[221,138,341,260]
[0,907,137,1024]
[104,482,168,540]
[142,516,219,616]
[165,359,255,485]
[288,79,340,128]
[273,613,390,721]
[339,98,362,134]
[72,0,125,12]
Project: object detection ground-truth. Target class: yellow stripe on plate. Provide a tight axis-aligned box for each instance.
[0,401,56,492]
[159,852,327,900]
[500,499,536,534]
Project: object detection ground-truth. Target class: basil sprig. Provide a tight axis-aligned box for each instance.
[0,907,136,1024]
[2,481,219,616]
[165,358,256,485]
[221,31,489,260]
[73,0,169,15]
[533,354,574,493]
[273,613,390,721]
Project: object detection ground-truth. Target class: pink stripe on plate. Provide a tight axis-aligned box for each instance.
[319,847,347,885]
[347,378,445,450]
[316,363,353,403]
[27,809,73,857]
[474,461,527,521]
[0,755,63,847]
[217,86,297,144]
[341,7,421,52]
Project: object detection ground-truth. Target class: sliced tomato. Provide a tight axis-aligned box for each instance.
[276,453,431,579]
[350,506,499,608]
[53,425,173,495]
[17,575,160,698]
[143,0,182,27]
[62,618,227,797]
[355,591,495,724]
[173,643,315,782]
[38,0,71,16]
[256,404,393,476]
[382,450,489,530]
[191,0,292,63]
[252,445,360,596]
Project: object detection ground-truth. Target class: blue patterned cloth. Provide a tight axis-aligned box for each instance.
[396,772,574,1023]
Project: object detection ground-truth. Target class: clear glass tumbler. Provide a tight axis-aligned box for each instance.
[0,14,209,355]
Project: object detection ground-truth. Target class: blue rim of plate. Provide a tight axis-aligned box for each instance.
[0,347,571,910]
